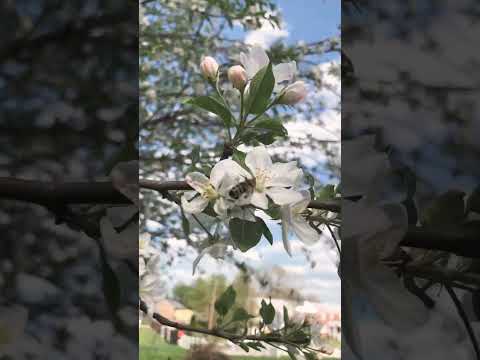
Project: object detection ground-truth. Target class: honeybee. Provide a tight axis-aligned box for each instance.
[228,178,255,202]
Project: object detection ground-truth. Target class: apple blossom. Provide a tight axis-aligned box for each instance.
[192,243,228,275]
[280,191,319,256]
[277,81,307,105]
[240,44,297,91]
[181,159,251,216]
[244,146,304,209]
[200,56,219,82]
[227,65,247,91]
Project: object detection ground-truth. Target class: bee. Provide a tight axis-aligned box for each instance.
[228,178,255,202]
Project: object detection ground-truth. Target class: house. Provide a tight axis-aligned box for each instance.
[140,298,194,344]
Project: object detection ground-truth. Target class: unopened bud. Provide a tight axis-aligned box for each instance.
[227,65,247,91]
[278,81,307,105]
[200,56,219,81]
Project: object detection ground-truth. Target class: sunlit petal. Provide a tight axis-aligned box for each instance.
[186,172,210,193]
[250,191,269,209]
[266,187,303,206]
[267,161,303,187]
[181,194,209,214]
[245,146,272,176]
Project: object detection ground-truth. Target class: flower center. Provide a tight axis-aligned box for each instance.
[255,169,270,192]
[202,184,218,200]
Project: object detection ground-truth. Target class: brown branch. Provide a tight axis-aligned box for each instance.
[139,299,324,352]
[139,179,340,211]
[1,176,479,258]
[0,177,131,206]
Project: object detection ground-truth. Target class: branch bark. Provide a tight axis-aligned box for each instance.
[0,177,130,206]
[1,176,479,258]
[139,179,341,212]
[138,299,329,354]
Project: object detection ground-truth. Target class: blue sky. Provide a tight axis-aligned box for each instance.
[277,0,340,44]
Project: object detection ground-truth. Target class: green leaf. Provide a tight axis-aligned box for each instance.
[283,305,290,327]
[232,149,247,168]
[257,217,273,245]
[215,286,236,316]
[304,352,319,360]
[287,329,311,345]
[265,206,281,220]
[246,342,266,351]
[421,190,466,227]
[100,252,121,316]
[232,308,255,322]
[186,96,232,126]
[181,213,190,237]
[467,186,480,214]
[229,218,263,252]
[245,62,275,115]
[242,116,288,145]
[316,184,335,201]
[239,343,250,353]
[259,299,276,325]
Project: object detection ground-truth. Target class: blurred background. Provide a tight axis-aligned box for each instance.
[140,0,340,359]
[0,0,138,358]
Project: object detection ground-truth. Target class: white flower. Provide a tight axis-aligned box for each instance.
[181,159,251,216]
[228,65,247,91]
[200,56,219,81]
[280,191,319,256]
[140,254,163,298]
[240,44,297,92]
[139,232,156,258]
[244,146,304,209]
[277,81,307,105]
[192,243,228,275]
[100,217,137,263]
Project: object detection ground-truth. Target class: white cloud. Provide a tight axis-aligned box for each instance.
[244,19,289,49]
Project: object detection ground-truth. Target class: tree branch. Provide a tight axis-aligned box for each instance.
[139,299,330,355]
[1,176,479,258]
[139,179,340,211]
[0,177,131,206]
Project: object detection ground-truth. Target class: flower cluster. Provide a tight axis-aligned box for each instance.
[181,146,319,267]
[182,45,320,274]
[200,44,307,105]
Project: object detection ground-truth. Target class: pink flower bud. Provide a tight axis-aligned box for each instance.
[200,56,219,81]
[278,81,307,105]
[227,65,247,91]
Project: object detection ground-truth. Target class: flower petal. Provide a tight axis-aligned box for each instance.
[250,191,269,209]
[273,61,297,91]
[213,197,229,217]
[245,146,272,176]
[230,207,257,222]
[266,187,304,206]
[291,216,319,245]
[266,161,303,188]
[186,172,210,193]
[181,194,209,214]
[211,159,251,189]
[240,45,269,79]
[291,191,311,214]
[281,207,292,257]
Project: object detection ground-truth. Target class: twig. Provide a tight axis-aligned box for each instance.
[139,299,313,347]
[0,177,131,205]
[445,284,480,359]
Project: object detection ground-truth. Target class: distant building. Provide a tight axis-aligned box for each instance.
[140,298,194,344]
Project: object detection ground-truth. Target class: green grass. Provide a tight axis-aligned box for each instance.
[140,327,338,360]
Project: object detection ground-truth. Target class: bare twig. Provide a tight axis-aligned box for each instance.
[0,177,131,205]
